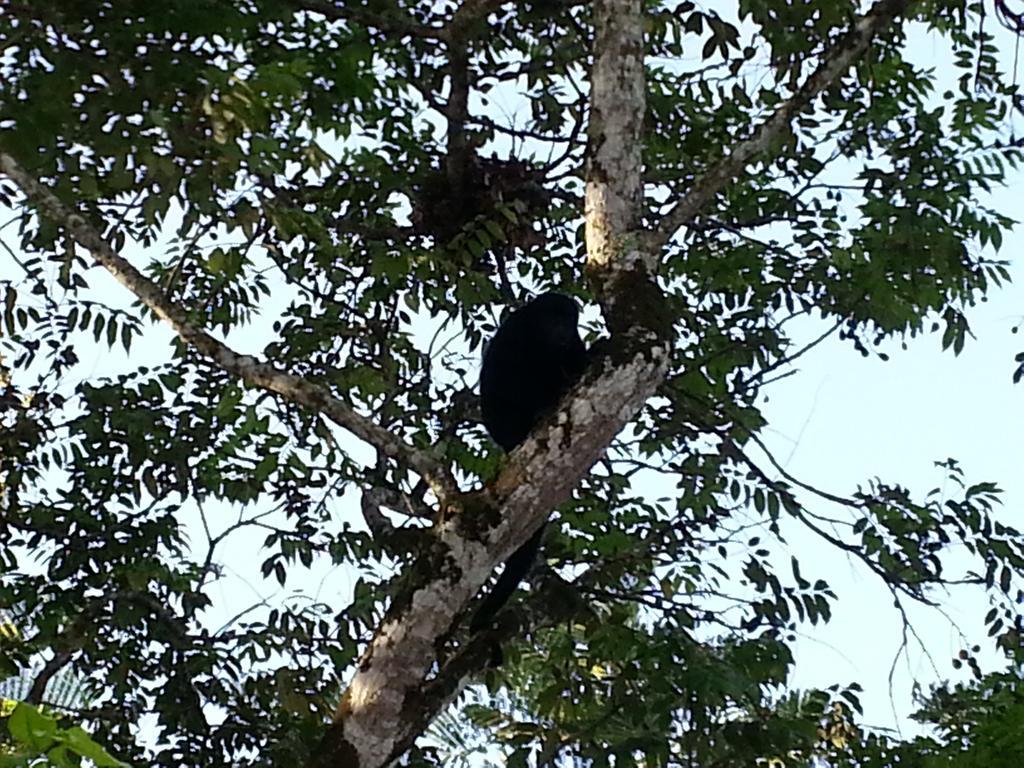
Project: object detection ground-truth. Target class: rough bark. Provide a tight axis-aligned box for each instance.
[320,2,660,765]
[585,0,646,273]
[313,2,915,763]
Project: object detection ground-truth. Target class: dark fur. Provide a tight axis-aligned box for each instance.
[470,293,588,634]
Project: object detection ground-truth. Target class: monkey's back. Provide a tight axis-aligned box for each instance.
[480,295,587,451]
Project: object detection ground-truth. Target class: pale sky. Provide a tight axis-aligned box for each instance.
[766,253,1024,732]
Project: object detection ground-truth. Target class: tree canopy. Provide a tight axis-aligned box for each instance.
[1,0,1023,766]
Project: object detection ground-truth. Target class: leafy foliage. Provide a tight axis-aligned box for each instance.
[1,0,1023,766]
[1,702,127,768]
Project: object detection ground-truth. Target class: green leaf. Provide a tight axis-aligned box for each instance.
[8,703,58,751]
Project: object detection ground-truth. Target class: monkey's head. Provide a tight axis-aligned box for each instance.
[520,292,581,349]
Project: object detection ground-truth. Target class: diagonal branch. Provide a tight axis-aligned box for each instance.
[314,346,669,768]
[311,3,671,767]
[0,153,459,503]
[27,650,74,706]
[651,0,916,248]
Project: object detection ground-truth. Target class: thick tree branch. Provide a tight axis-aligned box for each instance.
[0,153,458,503]
[312,3,670,767]
[585,0,646,273]
[27,650,73,706]
[651,0,916,249]
[445,42,473,201]
[316,349,669,768]
[373,568,592,754]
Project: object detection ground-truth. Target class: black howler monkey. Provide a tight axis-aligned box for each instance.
[470,292,588,634]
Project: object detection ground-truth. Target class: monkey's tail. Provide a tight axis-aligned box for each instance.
[468,525,546,634]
